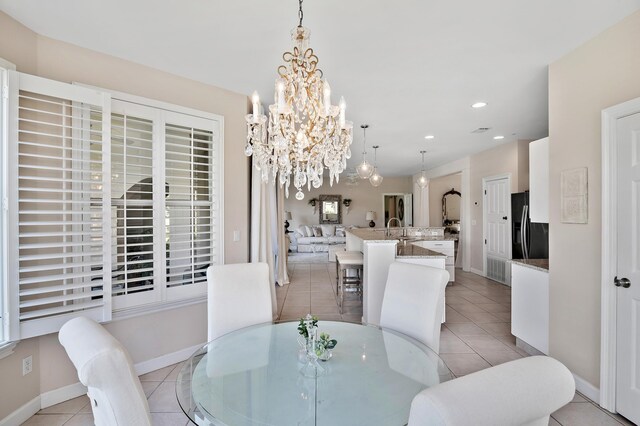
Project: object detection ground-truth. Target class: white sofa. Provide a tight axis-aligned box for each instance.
[290,224,347,252]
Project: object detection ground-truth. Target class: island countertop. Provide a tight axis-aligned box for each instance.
[346,228,447,258]
[347,228,456,242]
[396,243,447,258]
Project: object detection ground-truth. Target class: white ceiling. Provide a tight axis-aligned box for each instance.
[2,0,639,176]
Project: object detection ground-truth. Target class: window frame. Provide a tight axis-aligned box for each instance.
[86,87,224,319]
[0,59,16,348]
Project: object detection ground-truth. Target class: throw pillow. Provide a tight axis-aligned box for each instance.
[304,225,313,237]
[312,226,323,237]
[335,226,345,237]
[297,226,309,237]
[320,224,335,236]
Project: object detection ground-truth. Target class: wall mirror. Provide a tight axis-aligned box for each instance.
[442,188,461,225]
[319,194,342,224]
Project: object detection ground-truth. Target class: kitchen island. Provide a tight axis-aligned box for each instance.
[345,228,452,326]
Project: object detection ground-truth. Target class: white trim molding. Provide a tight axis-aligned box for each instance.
[0,396,40,426]
[574,372,601,404]
[134,342,205,376]
[40,382,87,409]
[600,96,640,412]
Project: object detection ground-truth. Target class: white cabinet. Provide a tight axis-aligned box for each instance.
[412,240,455,281]
[511,263,548,354]
[529,137,549,223]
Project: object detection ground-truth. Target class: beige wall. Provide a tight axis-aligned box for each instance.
[0,340,40,421]
[284,177,412,230]
[548,10,640,387]
[468,140,530,271]
[0,11,249,419]
[429,173,462,226]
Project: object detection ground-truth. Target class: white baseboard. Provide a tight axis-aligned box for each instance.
[1,342,206,425]
[470,267,485,277]
[133,342,205,376]
[573,372,600,404]
[40,382,87,409]
[0,396,40,426]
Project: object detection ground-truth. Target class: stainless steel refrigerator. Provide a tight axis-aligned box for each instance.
[511,192,549,259]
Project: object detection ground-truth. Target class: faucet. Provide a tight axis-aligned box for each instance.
[386,217,402,237]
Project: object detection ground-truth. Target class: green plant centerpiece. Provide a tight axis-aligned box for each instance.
[316,332,337,360]
[297,315,337,363]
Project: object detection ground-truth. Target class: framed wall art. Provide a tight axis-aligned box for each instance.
[560,167,588,224]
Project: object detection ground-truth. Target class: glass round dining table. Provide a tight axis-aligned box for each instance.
[176,321,452,426]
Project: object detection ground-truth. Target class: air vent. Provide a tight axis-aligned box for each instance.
[487,256,508,284]
[471,127,491,133]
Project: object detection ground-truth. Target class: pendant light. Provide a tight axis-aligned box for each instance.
[369,145,383,187]
[416,150,428,189]
[356,124,373,179]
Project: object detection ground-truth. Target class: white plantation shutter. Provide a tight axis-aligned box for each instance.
[110,101,160,310]
[163,111,219,300]
[7,71,111,339]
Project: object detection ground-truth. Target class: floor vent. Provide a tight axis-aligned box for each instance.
[487,256,508,284]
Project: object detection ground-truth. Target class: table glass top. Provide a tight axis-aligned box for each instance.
[177,321,451,426]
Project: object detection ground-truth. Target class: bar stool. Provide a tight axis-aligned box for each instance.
[335,251,364,314]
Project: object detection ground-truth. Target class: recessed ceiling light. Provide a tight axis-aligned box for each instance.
[424,135,435,140]
[471,102,487,108]
[493,135,505,140]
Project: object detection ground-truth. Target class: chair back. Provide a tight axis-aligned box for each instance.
[207,262,273,341]
[380,262,449,353]
[59,317,151,426]
[408,356,575,426]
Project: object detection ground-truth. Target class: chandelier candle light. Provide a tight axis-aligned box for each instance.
[244,0,354,201]
[356,124,373,179]
[369,145,383,187]
[416,150,428,189]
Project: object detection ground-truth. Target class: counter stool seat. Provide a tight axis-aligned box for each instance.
[335,251,364,314]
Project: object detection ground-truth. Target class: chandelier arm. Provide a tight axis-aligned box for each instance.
[298,0,304,27]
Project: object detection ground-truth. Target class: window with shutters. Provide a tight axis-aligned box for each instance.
[5,73,222,341]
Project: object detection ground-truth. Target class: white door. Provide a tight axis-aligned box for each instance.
[616,112,640,424]
[484,177,511,282]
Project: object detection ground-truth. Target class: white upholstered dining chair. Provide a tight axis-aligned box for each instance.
[379,262,449,353]
[207,262,273,341]
[408,356,575,426]
[59,316,152,426]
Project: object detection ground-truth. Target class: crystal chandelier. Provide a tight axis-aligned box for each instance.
[356,124,373,179]
[416,150,429,189]
[369,145,383,187]
[244,0,353,201]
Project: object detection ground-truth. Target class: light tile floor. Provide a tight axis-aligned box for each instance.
[22,264,634,426]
